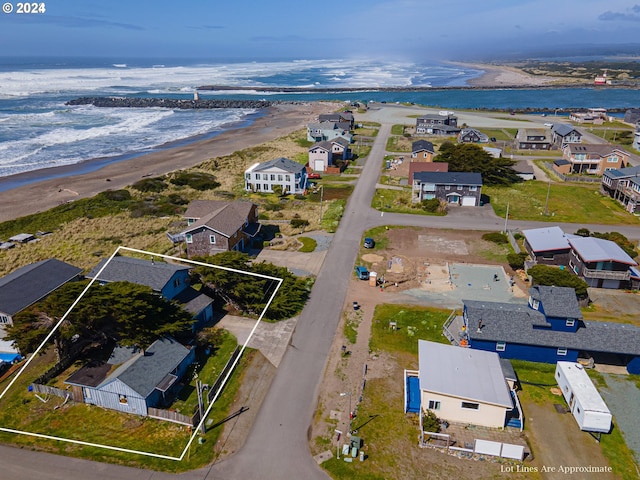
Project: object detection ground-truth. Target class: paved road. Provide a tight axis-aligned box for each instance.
[3,107,640,479]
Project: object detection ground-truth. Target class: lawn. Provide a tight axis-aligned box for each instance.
[385,135,413,152]
[373,188,445,216]
[484,181,639,225]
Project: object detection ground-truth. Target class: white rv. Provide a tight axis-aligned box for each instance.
[555,361,612,433]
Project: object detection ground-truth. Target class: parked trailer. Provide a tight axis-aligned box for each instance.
[555,361,612,433]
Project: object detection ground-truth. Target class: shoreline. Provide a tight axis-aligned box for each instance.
[0,102,336,223]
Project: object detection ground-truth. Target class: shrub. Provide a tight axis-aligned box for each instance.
[507,252,528,270]
[100,189,131,201]
[263,203,283,212]
[482,232,508,244]
[131,177,168,192]
[170,171,221,191]
[528,264,589,298]
[290,218,310,229]
[422,410,440,433]
[420,198,440,213]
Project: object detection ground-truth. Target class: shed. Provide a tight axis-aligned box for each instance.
[555,362,611,433]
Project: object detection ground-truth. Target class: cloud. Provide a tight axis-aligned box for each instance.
[599,4,640,21]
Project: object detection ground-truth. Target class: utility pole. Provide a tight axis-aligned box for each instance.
[503,201,509,233]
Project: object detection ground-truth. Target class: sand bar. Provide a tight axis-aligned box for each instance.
[0,102,336,223]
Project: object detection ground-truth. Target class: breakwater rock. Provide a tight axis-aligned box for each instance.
[66,97,272,109]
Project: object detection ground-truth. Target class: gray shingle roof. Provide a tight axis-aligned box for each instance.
[552,124,580,137]
[529,285,583,319]
[418,340,513,408]
[603,165,640,179]
[0,259,82,316]
[412,140,435,153]
[413,171,482,186]
[182,200,255,237]
[252,157,305,174]
[87,256,189,292]
[113,337,191,398]
[173,287,213,315]
[464,299,640,356]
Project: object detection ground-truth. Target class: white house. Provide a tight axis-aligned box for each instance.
[416,340,514,429]
[245,157,308,194]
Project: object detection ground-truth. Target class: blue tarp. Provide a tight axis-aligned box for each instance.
[406,376,421,413]
[0,352,21,363]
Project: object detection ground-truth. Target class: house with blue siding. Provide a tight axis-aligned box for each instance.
[455,286,640,374]
[65,337,194,416]
[87,256,213,331]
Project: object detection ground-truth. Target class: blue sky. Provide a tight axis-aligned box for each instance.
[1,0,640,61]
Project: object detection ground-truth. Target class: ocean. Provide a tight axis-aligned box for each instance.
[1,56,639,182]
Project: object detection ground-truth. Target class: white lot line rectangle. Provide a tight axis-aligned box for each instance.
[0,246,283,461]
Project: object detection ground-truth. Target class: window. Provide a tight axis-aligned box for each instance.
[185,234,193,244]
[270,174,276,181]
[263,184,268,191]
[278,174,283,181]
[173,278,181,288]
[255,173,261,180]
[119,395,128,405]
[83,388,91,400]
[285,175,291,181]
[566,319,575,327]
[496,342,506,352]
[0,314,9,324]
[209,235,216,244]
[557,348,568,356]
[428,400,441,410]
[607,156,619,163]
[256,184,261,191]
[245,173,250,180]
[461,402,479,410]
[469,186,477,191]
[529,298,540,310]
[444,185,451,190]
[187,218,195,226]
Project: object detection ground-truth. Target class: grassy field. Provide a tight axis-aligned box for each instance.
[484,181,639,225]
[373,188,445,216]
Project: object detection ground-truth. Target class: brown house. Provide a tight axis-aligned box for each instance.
[181,200,260,257]
[559,144,628,176]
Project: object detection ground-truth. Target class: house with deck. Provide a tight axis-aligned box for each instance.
[444,285,640,374]
[306,121,352,143]
[601,165,640,213]
[318,112,354,129]
[404,340,517,430]
[65,337,195,416]
[180,200,260,257]
[87,256,213,331]
[558,144,628,176]
[567,236,638,289]
[244,157,308,195]
[412,171,482,206]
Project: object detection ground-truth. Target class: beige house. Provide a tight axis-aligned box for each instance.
[559,144,628,176]
[417,340,514,429]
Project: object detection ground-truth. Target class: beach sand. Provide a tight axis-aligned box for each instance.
[458,62,566,87]
[0,102,337,223]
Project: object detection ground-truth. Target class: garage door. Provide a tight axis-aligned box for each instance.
[462,196,477,206]
[314,160,325,172]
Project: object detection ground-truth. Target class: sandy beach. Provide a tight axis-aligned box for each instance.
[0,102,336,223]
[456,62,566,87]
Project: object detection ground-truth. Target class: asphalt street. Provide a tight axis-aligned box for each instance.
[2,107,640,479]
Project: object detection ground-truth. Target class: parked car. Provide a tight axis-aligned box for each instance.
[363,237,375,249]
[308,173,321,179]
[355,266,369,280]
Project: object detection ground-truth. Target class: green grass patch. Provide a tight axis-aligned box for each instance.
[478,128,515,141]
[385,136,412,152]
[369,304,451,355]
[484,182,639,225]
[353,128,378,137]
[391,124,410,135]
[373,188,445,216]
[298,237,317,253]
[321,199,346,233]
[509,360,558,404]
[343,310,362,344]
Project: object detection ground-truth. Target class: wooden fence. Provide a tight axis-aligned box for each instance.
[207,346,241,404]
[148,407,199,427]
[29,383,73,401]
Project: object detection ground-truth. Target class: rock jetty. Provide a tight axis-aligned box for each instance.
[65,97,272,109]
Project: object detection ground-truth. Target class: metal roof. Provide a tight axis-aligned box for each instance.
[522,226,571,252]
[0,259,82,316]
[418,340,513,408]
[556,362,610,413]
[568,236,637,265]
